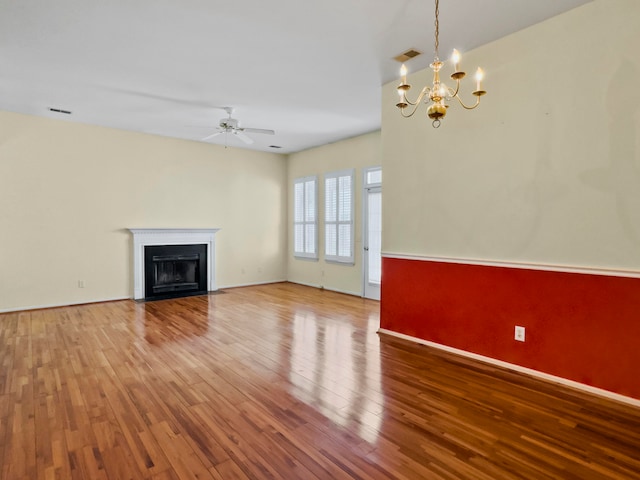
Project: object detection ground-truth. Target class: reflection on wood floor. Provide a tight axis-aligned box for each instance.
[1,282,639,479]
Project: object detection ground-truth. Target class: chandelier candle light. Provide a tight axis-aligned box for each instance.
[396,0,486,128]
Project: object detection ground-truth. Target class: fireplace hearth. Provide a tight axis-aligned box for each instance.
[144,244,207,300]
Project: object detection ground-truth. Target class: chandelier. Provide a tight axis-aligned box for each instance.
[396,0,486,128]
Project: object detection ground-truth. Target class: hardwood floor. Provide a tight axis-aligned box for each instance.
[1,282,639,479]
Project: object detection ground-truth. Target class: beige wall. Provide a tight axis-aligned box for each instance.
[7,0,628,312]
[0,111,287,311]
[287,131,381,295]
[382,0,640,271]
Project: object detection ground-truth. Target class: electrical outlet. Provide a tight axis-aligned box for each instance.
[78,280,85,288]
[515,325,525,342]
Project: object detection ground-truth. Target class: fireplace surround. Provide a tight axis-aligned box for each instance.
[129,228,220,300]
[144,243,207,300]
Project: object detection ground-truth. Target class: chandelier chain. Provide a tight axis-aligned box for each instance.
[434,0,440,59]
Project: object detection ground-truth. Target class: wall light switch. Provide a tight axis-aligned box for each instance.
[515,325,526,342]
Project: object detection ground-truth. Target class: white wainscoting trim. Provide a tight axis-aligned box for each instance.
[378,328,640,408]
[382,252,640,279]
[129,228,220,300]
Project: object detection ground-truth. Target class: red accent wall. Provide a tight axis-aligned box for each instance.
[380,257,640,400]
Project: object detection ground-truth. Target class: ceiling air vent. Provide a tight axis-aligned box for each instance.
[394,49,421,62]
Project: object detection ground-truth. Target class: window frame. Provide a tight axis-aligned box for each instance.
[324,169,355,264]
[363,166,382,188]
[362,166,382,291]
[293,175,319,260]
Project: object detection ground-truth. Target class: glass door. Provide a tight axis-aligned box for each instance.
[363,167,382,300]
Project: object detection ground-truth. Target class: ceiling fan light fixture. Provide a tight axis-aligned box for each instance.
[201,106,275,144]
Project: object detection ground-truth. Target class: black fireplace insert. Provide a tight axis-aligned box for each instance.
[144,244,207,300]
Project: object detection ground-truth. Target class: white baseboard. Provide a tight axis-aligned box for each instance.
[326,286,362,297]
[0,296,130,314]
[0,280,361,313]
[287,280,362,298]
[0,280,288,313]
[218,279,287,290]
[378,328,640,408]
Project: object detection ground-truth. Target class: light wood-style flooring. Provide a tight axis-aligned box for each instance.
[1,282,639,479]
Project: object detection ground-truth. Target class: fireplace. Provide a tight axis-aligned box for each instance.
[144,244,207,300]
[129,228,220,301]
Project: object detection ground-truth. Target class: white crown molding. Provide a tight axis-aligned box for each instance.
[381,252,640,279]
[129,228,220,300]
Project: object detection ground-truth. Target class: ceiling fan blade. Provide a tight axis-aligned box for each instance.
[202,131,224,141]
[100,86,228,110]
[242,127,275,135]
[234,131,254,144]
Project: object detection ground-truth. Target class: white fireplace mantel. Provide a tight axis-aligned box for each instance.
[129,228,220,300]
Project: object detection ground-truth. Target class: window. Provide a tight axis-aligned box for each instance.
[324,169,354,264]
[293,176,318,259]
[365,166,382,186]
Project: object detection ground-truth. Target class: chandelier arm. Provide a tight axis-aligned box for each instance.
[453,94,481,110]
[448,79,461,98]
[400,89,431,117]
[416,86,432,106]
[399,104,421,118]
[401,86,430,110]
[400,93,418,107]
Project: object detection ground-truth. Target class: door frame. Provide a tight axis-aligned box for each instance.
[362,166,382,300]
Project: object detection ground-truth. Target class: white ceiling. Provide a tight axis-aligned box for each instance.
[0,0,591,154]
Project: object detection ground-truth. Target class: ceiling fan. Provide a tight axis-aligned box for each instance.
[202,107,275,145]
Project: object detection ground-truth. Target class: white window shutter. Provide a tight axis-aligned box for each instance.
[293,176,318,259]
[324,169,354,264]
